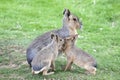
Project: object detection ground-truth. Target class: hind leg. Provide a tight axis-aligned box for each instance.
[64,58,73,71]
[32,68,35,75]
[84,65,97,75]
[42,69,54,75]
[43,63,55,75]
[50,61,55,71]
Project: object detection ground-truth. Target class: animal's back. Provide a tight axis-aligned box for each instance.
[28,31,53,50]
[28,28,69,50]
[73,47,97,66]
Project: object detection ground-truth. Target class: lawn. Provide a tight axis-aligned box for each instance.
[0,0,120,80]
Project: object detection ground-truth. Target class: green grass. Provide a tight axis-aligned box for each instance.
[0,0,120,80]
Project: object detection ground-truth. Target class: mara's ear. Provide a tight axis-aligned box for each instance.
[63,9,70,17]
[51,33,59,42]
[55,35,59,42]
[51,33,55,39]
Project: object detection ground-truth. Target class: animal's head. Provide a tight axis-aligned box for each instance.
[62,9,82,31]
[51,33,64,50]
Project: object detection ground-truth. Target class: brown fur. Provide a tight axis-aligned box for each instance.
[26,9,82,67]
[31,33,64,75]
[63,36,97,75]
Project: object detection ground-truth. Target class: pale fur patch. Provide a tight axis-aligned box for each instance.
[32,66,47,74]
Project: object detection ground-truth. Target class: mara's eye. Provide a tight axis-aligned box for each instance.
[60,39,62,41]
[73,18,77,21]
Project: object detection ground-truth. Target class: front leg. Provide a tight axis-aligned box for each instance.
[64,57,73,71]
[67,62,72,70]
[50,60,55,71]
